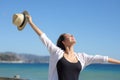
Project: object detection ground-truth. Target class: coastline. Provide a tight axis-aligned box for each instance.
[0,61,24,63]
[0,63,119,80]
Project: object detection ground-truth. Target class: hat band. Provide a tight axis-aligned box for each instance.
[19,13,26,27]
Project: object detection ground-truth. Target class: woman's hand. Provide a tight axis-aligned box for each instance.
[26,14,43,36]
[26,15,32,24]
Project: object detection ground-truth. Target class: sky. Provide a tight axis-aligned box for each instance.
[0,0,120,59]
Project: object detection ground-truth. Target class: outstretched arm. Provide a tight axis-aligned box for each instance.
[108,58,120,64]
[26,14,63,55]
[26,15,43,36]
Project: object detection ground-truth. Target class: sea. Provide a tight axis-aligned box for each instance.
[0,63,120,80]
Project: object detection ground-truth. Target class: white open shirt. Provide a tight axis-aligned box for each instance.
[40,33,108,80]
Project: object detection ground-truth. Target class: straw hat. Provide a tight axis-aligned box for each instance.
[13,11,29,31]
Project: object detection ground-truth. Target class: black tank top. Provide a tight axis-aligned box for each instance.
[57,56,82,80]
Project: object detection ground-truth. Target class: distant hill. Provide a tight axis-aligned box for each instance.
[0,52,49,63]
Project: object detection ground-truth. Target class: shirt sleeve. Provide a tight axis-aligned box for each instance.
[82,53,108,66]
[77,52,108,70]
[40,33,63,56]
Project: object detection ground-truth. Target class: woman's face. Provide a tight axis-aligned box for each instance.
[62,33,76,46]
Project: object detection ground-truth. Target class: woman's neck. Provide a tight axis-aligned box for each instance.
[65,46,74,54]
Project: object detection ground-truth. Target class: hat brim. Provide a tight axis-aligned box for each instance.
[17,11,29,31]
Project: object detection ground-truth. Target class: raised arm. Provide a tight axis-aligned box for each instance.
[108,58,120,64]
[26,15,43,36]
[26,14,64,55]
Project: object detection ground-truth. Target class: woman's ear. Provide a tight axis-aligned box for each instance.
[62,41,65,45]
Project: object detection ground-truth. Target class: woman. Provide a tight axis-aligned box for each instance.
[26,14,120,80]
